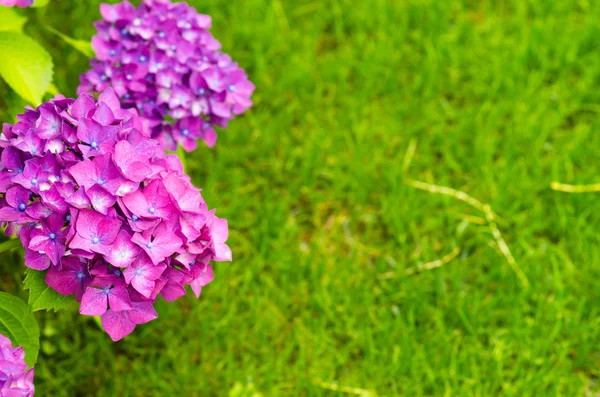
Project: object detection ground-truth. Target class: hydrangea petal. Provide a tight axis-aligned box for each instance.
[79,287,108,316]
[101,309,136,342]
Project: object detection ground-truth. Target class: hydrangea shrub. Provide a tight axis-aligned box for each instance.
[0,88,231,341]
[79,0,255,152]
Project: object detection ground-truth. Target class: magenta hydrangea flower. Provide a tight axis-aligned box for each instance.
[78,0,255,152]
[0,334,34,397]
[0,88,231,341]
[0,0,33,7]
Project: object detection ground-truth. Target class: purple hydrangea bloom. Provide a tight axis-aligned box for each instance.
[0,89,231,341]
[0,334,34,397]
[78,0,255,152]
[0,0,33,7]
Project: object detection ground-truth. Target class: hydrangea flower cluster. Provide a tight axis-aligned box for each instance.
[78,0,255,152]
[0,0,32,7]
[0,88,231,341]
[0,334,34,397]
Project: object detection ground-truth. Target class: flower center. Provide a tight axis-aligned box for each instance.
[139,55,147,62]
[65,214,71,222]
[92,237,100,244]
[18,203,26,211]
[31,178,38,186]
[49,233,56,240]
[148,207,156,214]
[109,49,116,56]
[228,85,236,92]
[134,268,143,276]
[91,141,98,148]
[146,241,154,249]
[126,74,132,80]
[77,272,84,280]
[181,129,189,136]
[103,288,111,295]
[131,215,139,221]
[197,88,206,95]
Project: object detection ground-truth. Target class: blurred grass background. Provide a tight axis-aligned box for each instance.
[2,0,600,395]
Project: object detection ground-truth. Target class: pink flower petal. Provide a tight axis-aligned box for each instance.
[79,288,108,316]
[102,309,136,342]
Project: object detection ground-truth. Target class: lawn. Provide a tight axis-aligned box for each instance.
[2,0,600,395]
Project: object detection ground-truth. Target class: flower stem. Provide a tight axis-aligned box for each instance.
[177,144,187,172]
[92,316,103,331]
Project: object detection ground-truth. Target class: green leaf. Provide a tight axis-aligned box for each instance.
[45,25,93,58]
[0,292,40,366]
[46,82,59,95]
[0,32,53,106]
[24,268,75,312]
[0,8,27,33]
[0,239,22,253]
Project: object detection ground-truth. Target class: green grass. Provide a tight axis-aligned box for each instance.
[2,0,600,395]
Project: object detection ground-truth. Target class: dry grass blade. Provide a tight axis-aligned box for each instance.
[406,179,530,289]
[405,247,462,276]
[482,204,530,289]
[378,247,461,279]
[402,138,418,173]
[550,182,600,193]
[406,179,488,213]
[313,379,378,396]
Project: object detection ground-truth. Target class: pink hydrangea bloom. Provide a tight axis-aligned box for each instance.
[78,0,255,152]
[0,89,230,341]
[0,334,34,397]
